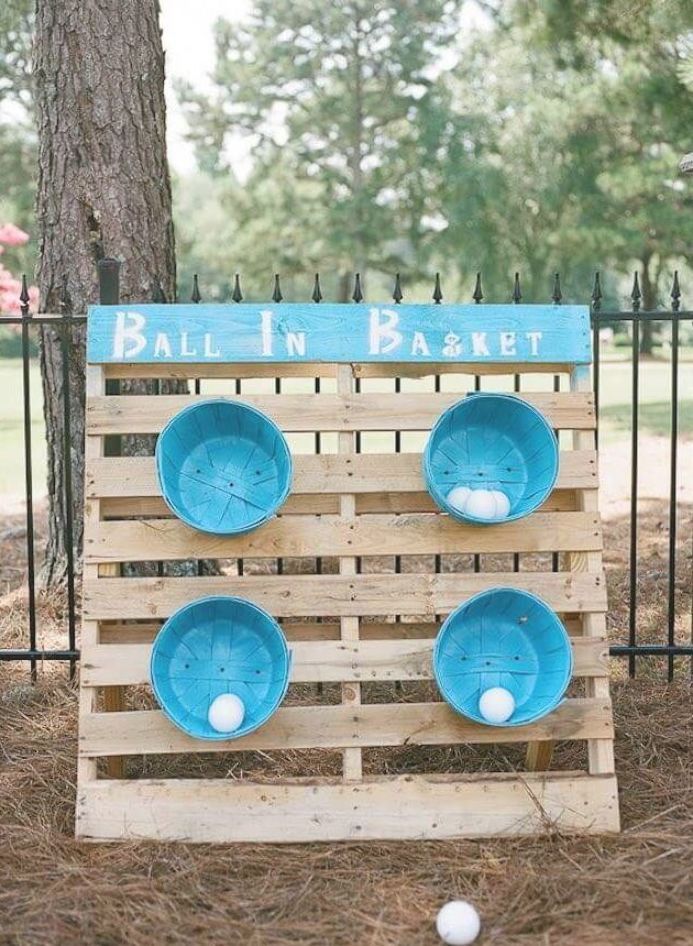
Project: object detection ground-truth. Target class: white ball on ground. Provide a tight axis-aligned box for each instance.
[463,488,497,520]
[208,693,245,733]
[436,900,481,945]
[447,485,472,513]
[478,686,515,724]
[489,489,511,518]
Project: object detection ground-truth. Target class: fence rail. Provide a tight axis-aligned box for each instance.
[1,262,691,679]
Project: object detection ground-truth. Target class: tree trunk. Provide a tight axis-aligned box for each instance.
[34,0,182,585]
[639,252,658,356]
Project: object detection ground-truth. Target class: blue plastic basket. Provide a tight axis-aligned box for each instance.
[422,393,559,524]
[150,596,291,741]
[433,588,573,727]
[156,398,292,535]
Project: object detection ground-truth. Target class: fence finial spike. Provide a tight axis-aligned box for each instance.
[631,271,641,312]
[671,270,681,312]
[393,272,403,303]
[232,274,243,303]
[433,272,443,303]
[591,271,602,310]
[552,272,562,304]
[352,272,363,303]
[472,271,483,303]
[191,274,201,303]
[311,273,323,303]
[512,272,522,304]
[272,273,283,303]
[19,274,30,307]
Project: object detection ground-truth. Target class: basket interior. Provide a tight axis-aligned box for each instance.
[156,399,292,534]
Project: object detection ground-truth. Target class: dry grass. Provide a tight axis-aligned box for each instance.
[1,675,691,946]
[1,501,692,945]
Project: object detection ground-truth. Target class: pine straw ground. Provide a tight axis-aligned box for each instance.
[1,502,692,946]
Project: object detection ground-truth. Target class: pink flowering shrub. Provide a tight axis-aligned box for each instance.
[0,223,29,246]
[0,222,38,316]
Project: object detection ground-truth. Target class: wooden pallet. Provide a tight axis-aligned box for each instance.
[76,303,619,842]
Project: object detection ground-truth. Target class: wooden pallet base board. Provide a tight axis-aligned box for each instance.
[76,772,620,842]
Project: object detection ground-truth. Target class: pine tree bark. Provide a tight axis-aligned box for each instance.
[34,0,182,585]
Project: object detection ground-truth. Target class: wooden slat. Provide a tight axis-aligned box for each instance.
[336,364,362,781]
[78,697,613,757]
[78,365,104,787]
[80,636,608,687]
[76,772,620,842]
[86,392,595,435]
[83,571,607,620]
[86,450,598,498]
[97,616,585,644]
[102,361,575,381]
[99,489,579,519]
[570,365,616,779]
[85,512,601,563]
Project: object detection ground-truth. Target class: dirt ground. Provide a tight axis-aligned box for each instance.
[1,501,692,946]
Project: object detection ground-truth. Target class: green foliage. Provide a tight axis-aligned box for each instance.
[177,0,693,312]
[0,325,37,357]
[456,0,693,305]
[0,0,37,269]
[178,0,464,293]
[0,0,33,106]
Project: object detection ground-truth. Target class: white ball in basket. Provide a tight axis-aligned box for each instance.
[208,693,245,733]
[447,486,472,513]
[436,900,481,945]
[478,686,515,724]
[489,489,511,518]
[463,488,497,520]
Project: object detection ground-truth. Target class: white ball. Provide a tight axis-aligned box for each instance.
[447,485,472,513]
[478,686,515,724]
[489,489,511,518]
[436,900,481,945]
[208,693,245,733]
[463,488,497,520]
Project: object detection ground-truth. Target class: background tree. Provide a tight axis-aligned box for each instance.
[34,0,182,584]
[0,0,37,268]
[179,0,463,296]
[468,0,693,328]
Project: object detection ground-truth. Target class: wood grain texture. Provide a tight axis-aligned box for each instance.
[80,636,608,687]
[103,361,575,380]
[78,698,613,757]
[77,348,618,843]
[99,488,579,520]
[86,450,598,498]
[87,303,591,364]
[86,391,595,434]
[83,571,607,620]
[97,617,585,645]
[76,773,620,842]
[570,365,616,779]
[85,511,602,563]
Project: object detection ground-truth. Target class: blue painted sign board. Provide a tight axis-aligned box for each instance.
[87,303,591,365]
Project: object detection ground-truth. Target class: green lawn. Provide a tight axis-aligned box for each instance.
[0,357,690,500]
[0,359,46,499]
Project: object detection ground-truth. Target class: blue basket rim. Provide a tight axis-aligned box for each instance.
[155,397,293,535]
[422,392,559,525]
[432,587,573,727]
[150,595,292,741]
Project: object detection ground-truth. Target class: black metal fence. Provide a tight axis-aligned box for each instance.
[0,263,691,680]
